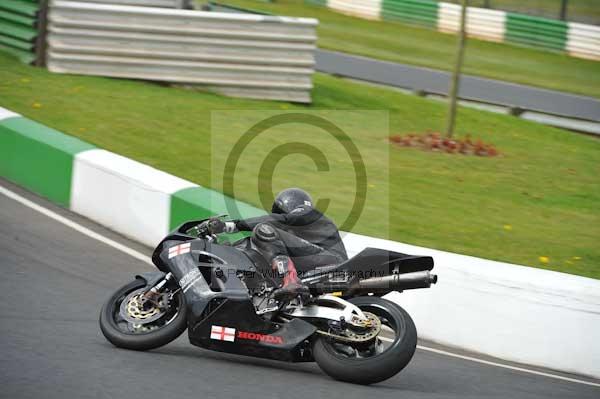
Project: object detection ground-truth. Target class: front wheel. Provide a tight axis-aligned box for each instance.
[312,296,417,385]
[99,278,187,351]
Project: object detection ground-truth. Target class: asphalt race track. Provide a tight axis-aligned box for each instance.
[316,50,600,122]
[1,178,599,399]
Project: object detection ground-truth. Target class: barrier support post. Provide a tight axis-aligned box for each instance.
[34,0,50,67]
[445,0,468,138]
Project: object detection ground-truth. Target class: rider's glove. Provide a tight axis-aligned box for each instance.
[223,221,237,233]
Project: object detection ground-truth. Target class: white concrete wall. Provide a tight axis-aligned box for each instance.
[341,232,600,379]
[71,149,196,247]
[0,108,20,121]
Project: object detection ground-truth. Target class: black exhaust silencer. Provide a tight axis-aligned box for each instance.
[349,271,437,295]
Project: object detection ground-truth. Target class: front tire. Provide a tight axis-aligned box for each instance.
[312,296,417,385]
[99,278,187,351]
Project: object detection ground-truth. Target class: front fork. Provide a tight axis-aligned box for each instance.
[144,272,174,296]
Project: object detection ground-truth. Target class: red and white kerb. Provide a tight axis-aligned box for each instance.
[210,325,236,342]
[168,243,191,259]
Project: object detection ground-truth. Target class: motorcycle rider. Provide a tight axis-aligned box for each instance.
[206,188,348,300]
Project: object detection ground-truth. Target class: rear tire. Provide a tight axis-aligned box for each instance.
[312,296,417,385]
[99,278,187,351]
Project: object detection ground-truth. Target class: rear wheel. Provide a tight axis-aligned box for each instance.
[312,296,417,385]
[99,278,187,351]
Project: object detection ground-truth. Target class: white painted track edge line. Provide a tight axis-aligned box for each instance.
[415,345,600,388]
[377,336,599,387]
[0,184,153,266]
[0,183,598,388]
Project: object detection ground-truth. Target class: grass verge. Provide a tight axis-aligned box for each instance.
[217,0,600,98]
[1,51,599,278]
[446,0,600,25]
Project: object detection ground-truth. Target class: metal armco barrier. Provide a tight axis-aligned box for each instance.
[307,0,600,61]
[70,0,190,8]
[0,0,45,64]
[46,1,318,103]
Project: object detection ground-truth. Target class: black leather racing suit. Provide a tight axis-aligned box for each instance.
[235,205,348,273]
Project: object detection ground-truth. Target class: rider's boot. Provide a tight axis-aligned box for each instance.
[271,255,309,301]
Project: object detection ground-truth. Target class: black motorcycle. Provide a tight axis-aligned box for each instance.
[99,218,437,384]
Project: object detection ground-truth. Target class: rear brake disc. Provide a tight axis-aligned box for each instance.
[317,311,381,343]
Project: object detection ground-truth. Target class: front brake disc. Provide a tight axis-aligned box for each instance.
[119,288,167,324]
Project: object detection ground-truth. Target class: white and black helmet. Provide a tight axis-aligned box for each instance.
[272,188,313,214]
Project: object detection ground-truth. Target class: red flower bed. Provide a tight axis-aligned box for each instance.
[389,132,499,157]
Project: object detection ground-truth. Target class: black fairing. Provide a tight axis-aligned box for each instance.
[152,220,316,362]
[151,220,206,272]
[189,297,316,362]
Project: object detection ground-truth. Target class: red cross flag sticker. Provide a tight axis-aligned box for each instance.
[168,242,191,259]
[210,325,236,342]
